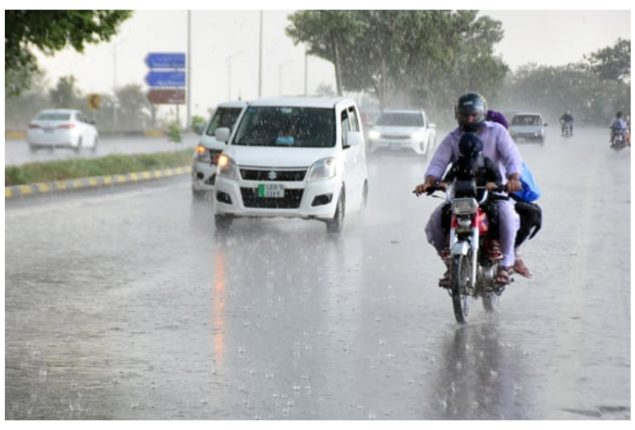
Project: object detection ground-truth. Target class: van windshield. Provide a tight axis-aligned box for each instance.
[205,107,243,136]
[232,106,335,147]
[511,115,542,126]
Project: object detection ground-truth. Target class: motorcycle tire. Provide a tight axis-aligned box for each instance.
[450,254,472,324]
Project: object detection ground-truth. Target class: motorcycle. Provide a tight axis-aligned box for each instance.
[427,180,509,324]
[610,129,628,151]
[561,120,573,137]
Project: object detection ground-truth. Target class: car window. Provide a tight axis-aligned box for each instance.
[347,106,360,132]
[205,107,243,136]
[232,106,335,148]
[375,113,424,127]
[36,112,71,121]
[512,115,542,126]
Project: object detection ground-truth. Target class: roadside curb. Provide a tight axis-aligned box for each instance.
[5,166,191,199]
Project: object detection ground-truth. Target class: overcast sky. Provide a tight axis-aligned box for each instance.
[15,6,633,119]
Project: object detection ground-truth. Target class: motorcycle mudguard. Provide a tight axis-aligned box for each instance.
[451,241,470,256]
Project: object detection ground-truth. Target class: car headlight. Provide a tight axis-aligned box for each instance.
[411,130,425,141]
[368,130,380,140]
[217,154,239,180]
[307,157,337,181]
[194,144,211,162]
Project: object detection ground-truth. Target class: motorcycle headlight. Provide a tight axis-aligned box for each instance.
[217,154,239,180]
[307,157,337,181]
[452,198,478,215]
[368,130,380,140]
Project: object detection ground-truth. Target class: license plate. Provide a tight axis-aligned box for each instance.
[257,183,284,198]
[43,127,54,133]
[391,142,401,150]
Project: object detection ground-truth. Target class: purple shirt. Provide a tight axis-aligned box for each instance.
[425,121,523,183]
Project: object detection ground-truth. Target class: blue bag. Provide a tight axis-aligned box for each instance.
[513,162,541,202]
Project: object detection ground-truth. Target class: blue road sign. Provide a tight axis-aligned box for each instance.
[145,71,186,88]
[145,52,186,69]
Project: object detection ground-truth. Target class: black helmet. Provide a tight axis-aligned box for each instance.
[455,92,487,132]
[458,132,484,160]
[617,111,623,118]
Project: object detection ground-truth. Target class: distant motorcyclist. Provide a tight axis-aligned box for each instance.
[413,92,523,285]
[559,111,574,136]
[609,111,630,146]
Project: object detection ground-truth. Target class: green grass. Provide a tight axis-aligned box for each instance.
[5,149,194,186]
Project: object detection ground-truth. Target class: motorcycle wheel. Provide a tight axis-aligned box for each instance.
[450,254,472,324]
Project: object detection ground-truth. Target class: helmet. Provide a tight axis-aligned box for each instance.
[458,132,484,160]
[455,92,487,132]
[617,111,623,118]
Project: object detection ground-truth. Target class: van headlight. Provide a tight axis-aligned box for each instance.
[411,130,425,141]
[194,144,211,162]
[368,130,380,140]
[217,154,239,180]
[307,157,336,181]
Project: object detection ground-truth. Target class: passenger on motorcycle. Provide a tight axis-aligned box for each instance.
[559,111,574,136]
[610,111,629,146]
[439,132,504,265]
[413,92,523,285]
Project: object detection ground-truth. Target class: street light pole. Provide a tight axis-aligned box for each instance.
[226,50,243,100]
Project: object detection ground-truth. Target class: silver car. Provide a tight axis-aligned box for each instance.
[27,109,99,153]
[367,109,436,156]
[509,113,548,144]
[191,101,246,197]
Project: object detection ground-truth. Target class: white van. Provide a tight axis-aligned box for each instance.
[191,101,246,196]
[213,97,369,233]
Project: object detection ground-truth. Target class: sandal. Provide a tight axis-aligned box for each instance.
[513,257,532,278]
[487,239,503,260]
[494,266,512,285]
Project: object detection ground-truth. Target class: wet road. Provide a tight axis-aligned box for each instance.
[4,134,198,167]
[5,127,630,419]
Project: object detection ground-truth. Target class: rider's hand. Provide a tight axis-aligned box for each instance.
[413,175,438,196]
[485,182,497,191]
[505,178,522,193]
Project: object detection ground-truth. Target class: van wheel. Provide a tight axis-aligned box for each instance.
[28,144,38,153]
[362,180,368,208]
[74,137,82,153]
[91,137,98,153]
[326,188,345,234]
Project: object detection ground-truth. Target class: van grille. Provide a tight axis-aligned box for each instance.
[240,188,304,209]
[239,168,307,181]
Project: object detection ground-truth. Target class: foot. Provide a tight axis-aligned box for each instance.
[513,257,532,278]
[487,239,503,260]
[438,270,450,288]
[494,266,512,285]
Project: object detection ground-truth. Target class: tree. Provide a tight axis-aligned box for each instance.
[116,84,151,131]
[5,10,132,95]
[286,10,508,114]
[584,38,630,83]
[49,75,83,109]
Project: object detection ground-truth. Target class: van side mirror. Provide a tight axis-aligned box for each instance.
[215,127,230,143]
[344,131,363,148]
[428,123,436,129]
[544,123,549,127]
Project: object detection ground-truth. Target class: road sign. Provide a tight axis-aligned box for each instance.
[146,89,186,104]
[87,94,101,109]
[145,52,186,69]
[145,71,186,88]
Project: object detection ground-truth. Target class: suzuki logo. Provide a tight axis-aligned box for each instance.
[268,170,277,180]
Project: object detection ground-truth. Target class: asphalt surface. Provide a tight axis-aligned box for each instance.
[4,127,630,419]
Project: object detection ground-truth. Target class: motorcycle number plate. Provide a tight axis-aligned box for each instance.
[258,183,284,198]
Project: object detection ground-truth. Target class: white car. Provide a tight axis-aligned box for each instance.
[27,109,98,153]
[191,101,246,197]
[213,97,369,233]
[509,113,548,144]
[367,109,436,156]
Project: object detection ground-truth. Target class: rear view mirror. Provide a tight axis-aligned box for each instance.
[215,127,230,143]
[193,123,205,135]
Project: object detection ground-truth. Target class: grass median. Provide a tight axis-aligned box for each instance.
[5,149,194,186]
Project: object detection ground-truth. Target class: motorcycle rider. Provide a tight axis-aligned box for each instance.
[609,111,629,146]
[559,110,574,136]
[414,93,523,285]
